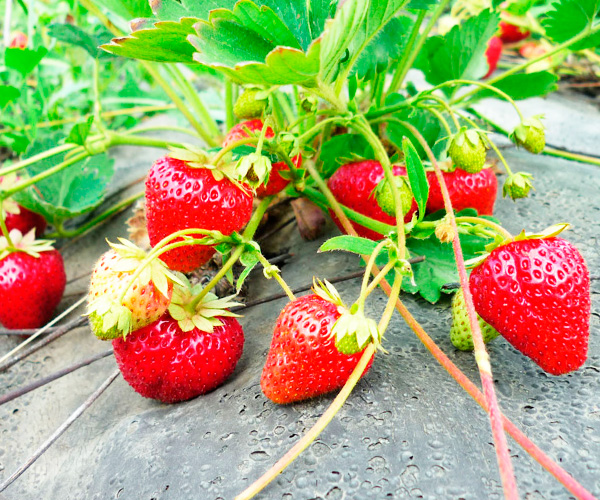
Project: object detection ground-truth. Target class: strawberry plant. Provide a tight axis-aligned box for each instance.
[0,0,599,499]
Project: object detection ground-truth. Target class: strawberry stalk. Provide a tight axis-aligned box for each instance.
[400,120,519,500]
[455,216,513,241]
[255,253,296,301]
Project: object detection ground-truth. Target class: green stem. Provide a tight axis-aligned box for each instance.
[353,116,405,248]
[387,0,452,95]
[359,240,388,301]
[125,124,201,139]
[169,64,221,139]
[387,9,427,94]
[0,211,14,247]
[363,261,396,299]
[0,143,79,177]
[455,216,513,241]
[191,196,274,305]
[421,106,453,136]
[302,187,396,236]
[296,117,343,146]
[274,90,296,125]
[442,80,524,121]
[418,94,461,130]
[256,253,296,301]
[212,136,260,165]
[377,271,402,333]
[47,191,144,239]
[225,79,235,131]
[107,131,186,150]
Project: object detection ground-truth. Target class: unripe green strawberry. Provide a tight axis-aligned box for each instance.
[374,176,414,217]
[448,129,487,173]
[233,88,267,119]
[450,288,499,351]
[503,172,534,200]
[510,115,545,154]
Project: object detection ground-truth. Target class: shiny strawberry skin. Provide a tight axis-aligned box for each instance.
[223,119,301,197]
[470,237,590,375]
[113,314,244,403]
[327,161,417,240]
[426,168,497,216]
[498,21,530,43]
[145,156,253,272]
[484,36,503,79]
[261,295,374,404]
[0,250,66,329]
[5,206,47,238]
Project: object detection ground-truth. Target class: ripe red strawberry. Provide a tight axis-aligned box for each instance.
[113,279,244,403]
[498,21,530,43]
[87,239,175,340]
[9,31,28,49]
[145,155,253,272]
[470,236,590,375]
[484,36,503,79]
[426,167,497,216]
[327,161,418,240]
[223,119,301,197]
[261,294,374,404]
[1,175,47,237]
[0,230,65,329]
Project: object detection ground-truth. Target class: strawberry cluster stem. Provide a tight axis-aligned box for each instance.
[401,120,520,500]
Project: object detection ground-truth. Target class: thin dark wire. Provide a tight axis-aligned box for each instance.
[0,369,120,493]
[0,349,113,406]
[0,316,87,373]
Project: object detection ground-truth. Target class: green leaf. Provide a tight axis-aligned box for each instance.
[352,16,414,80]
[407,0,439,8]
[13,140,115,223]
[319,235,379,255]
[310,0,338,39]
[473,71,559,101]
[5,47,48,77]
[66,116,94,146]
[47,23,102,57]
[320,0,410,84]
[376,231,493,303]
[542,0,600,50]
[417,9,500,89]
[0,85,20,108]
[102,19,199,63]
[319,134,375,177]
[89,0,152,20]
[402,138,428,222]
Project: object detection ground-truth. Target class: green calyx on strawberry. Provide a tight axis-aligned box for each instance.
[468,223,590,375]
[510,115,545,154]
[374,175,414,217]
[87,238,180,340]
[448,128,487,173]
[312,279,380,355]
[0,229,66,329]
[233,87,268,119]
[167,275,242,333]
[450,288,499,351]
[503,171,534,200]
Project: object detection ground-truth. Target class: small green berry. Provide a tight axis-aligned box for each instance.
[450,288,499,351]
[510,115,545,154]
[503,172,534,200]
[448,129,487,174]
[335,333,364,355]
[234,89,267,119]
[374,176,414,217]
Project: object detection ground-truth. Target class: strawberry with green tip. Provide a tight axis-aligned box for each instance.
[87,238,177,340]
[113,277,244,403]
[450,288,499,351]
[261,279,374,404]
[0,229,65,330]
[448,129,487,174]
[510,115,545,154]
[469,226,590,375]
[233,88,267,119]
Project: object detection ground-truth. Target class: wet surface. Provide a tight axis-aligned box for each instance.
[0,100,599,499]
